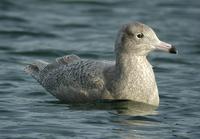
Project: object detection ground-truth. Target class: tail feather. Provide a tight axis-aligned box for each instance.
[24,60,49,81]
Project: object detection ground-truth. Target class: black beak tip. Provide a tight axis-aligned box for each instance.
[169,46,178,54]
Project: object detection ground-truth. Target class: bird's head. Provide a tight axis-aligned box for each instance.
[115,22,177,56]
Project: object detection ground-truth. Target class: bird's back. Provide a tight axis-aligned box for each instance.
[38,59,113,102]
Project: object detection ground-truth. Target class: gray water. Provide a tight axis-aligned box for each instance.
[0,0,200,138]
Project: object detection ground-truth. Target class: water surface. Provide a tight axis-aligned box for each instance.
[0,0,200,138]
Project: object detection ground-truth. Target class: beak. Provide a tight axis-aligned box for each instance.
[155,41,177,54]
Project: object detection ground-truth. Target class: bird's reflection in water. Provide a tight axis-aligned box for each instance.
[46,99,160,139]
[68,99,159,126]
[68,99,157,115]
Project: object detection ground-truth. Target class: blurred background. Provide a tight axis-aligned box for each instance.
[0,0,199,138]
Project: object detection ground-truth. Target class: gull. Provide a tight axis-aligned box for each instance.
[25,22,177,106]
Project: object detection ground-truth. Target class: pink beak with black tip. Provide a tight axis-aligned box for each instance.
[155,41,177,54]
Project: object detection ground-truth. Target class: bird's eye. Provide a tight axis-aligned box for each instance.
[136,33,144,39]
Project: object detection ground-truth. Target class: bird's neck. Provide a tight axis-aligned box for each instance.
[116,54,149,77]
[113,53,159,106]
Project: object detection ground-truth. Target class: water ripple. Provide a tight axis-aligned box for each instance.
[0,46,14,51]
[54,23,92,29]
[57,0,116,6]
[0,15,28,23]
[8,49,114,59]
[0,30,58,38]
